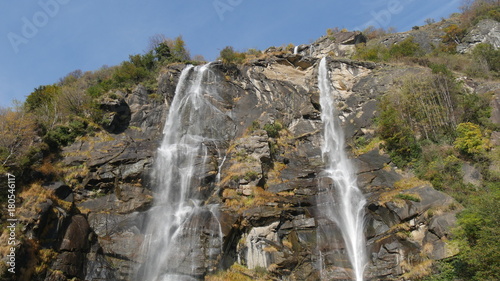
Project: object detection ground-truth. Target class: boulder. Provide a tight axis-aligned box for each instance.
[457,19,500,53]
[99,96,131,134]
[59,215,90,252]
[428,212,458,239]
[239,222,281,269]
[42,182,72,201]
[385,185,454,222]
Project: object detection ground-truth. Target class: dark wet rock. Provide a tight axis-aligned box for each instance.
[59,215,90,252]
[428,212,458,239]
[85,251,117,281]
[50,252,85,279]
[77,185,152,215]
[355,150,391,173]
[43,182,72,200]
[100,96,132,134]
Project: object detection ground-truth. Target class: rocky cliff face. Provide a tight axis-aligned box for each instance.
[8,50,499,281]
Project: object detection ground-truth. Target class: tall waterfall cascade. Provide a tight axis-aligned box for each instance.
[317,57,367,281]
[137,64,227,281]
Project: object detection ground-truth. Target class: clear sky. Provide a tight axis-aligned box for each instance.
[0,0,463,107]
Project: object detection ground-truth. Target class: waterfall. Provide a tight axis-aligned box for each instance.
[294,45,299,55]
[309,45,316,57]
[317,58,367,281]
[137,64,225,281]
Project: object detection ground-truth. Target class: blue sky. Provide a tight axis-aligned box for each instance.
[0,0,462,107]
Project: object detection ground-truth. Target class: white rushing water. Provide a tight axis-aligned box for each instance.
[138,64,225,281]
[317,57,367,281]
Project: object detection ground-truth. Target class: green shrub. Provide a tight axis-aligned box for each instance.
[463,1,500,26]
[441,24,467,52]
[246,48,262,56]
[459,91,495,129]
[471,43,500,72]
[454,122,487,155]
[130,53,156,71]
[354,43,389,62]
[263,122,282,138]
[87,79,113,98]
[388,37,422,58]
[268,141,279,160]
[377,96,421,167]
[453,185,500,280]
[354,37,421,62]
[25,85,61,112]
[219,46,246,65]
[112,61,149,87]
[429,63,453,76]
[414,143,470,201]
[44,120,88,150]
[422,260,462,281]
[244,171,259,181]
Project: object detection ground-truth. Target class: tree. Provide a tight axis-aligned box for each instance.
[112,61,149,87]
[58,75,93,118]
[153,42,172,62]
[192,54,206,62]
[425,18,436,25]
[25,85,60,112]
[219,46,246,64]
[146,33,169,53]
[442,24,467,52]
[0,107,37,169]
[170,36,191,61]
[147,34,190,63]
[59,69,83,85]
[132,52,157,71]
[25,85,62,132]
[455,186,500,280]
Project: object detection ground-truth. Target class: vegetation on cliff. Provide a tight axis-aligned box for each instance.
[355,1,500,279]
